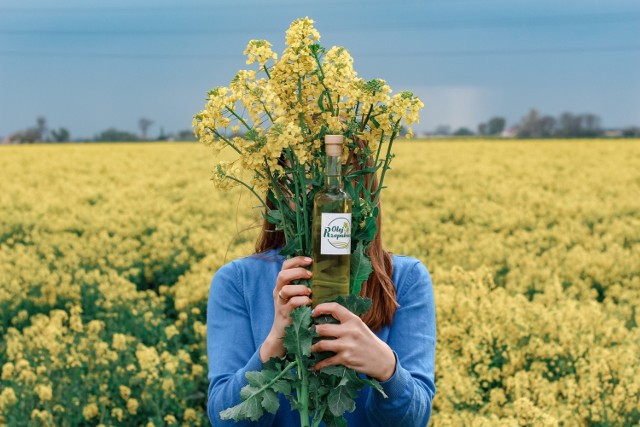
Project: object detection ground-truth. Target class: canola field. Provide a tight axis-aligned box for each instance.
[1,139,639,426]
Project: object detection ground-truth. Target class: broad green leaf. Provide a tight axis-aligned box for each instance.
[265,209,283,225]
[323,414,348,427]
[220,391,264,421]
[334,295,372,316]
[261,389,280,414]
[283,306,314,357]
[240,385,261,400]
[246,370,273,387]
[272,379,291,395]
[327,385,356,417]
[361,377,388,398]
[320,365,348,377]
[350,242,373,295]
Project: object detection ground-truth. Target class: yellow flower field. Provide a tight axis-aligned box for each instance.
[1,139,639,426]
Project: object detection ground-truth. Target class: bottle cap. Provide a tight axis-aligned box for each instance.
[325,135,343,156]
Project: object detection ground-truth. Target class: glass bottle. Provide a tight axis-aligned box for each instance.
[311,135,352,307]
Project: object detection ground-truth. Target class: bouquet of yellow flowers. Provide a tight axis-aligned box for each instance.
[194,17,423,427]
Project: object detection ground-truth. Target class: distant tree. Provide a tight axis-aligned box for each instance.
[138,117,154,140]
[434,125,451,136]
[580,113,602,137]
[51,127,71,142]
[487,117,506,135]
[517,109,555,138]
[176,130,197,141]
[517,109,541,138]
[95,128,139,142]
[539,115,557,137]
[557,112,603,137]
[478,116,506,136]
[453,127,474,136]
[622,126,640,137]
[36,116,47,141]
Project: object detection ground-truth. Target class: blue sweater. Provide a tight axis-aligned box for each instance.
[206,249,437,426]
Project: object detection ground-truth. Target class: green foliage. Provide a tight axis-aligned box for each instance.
[349,243,373,296]
[94,127,140,142]
[220,297,384,426]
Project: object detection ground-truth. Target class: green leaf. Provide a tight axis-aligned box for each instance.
[279,237,300,257]
[265,209,283,225]
[272,379,292,395]
[318,91,326,112]
[320,365,348,377]
[344,166,378,179]
[220,390,264,421]
[333,295,372,316]
[323,414,348,427]
[349,243,373,295]
[361,377,388,399]
[261,389,280,413]
[327,385,356,417]
[283,306,315,357]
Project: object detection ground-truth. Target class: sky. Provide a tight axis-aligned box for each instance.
[0,0,639,139]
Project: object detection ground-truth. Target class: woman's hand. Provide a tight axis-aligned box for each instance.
[310,303,397,382]
[259,256,313,362]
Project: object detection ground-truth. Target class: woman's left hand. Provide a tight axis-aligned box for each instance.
[310,302,396,382]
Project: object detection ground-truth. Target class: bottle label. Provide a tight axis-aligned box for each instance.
[320,213,352,255]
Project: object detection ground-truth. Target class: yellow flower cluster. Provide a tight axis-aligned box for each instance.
[0,143,236,426]
[1,139,639,425]
[193,17,423,199]
[244,39,278,66]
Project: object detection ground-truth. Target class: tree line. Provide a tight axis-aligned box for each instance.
[2,117,197,144]
[431,109,640,138]
[4,109,640,144]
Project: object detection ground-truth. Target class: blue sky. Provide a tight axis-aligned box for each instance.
[1,0,639,139]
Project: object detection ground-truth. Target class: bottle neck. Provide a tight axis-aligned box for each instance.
[325,154,342,189]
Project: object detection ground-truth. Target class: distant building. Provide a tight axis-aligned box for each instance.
[500,127,518,138]
[604,130,623,138]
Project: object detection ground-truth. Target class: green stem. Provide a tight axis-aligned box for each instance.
[297,78,308,134]
[373,120,401,206]
[260,99,275,123]
[311,405,327,427]
[359,104,374,132]
[212,130,242,155]
[253,360,297,397]
[297,354,310,427]
[298,164,310,255]
[367,130,385,195]
[223,175,267,210]
[263,64,272,79]
[265,162,296,243]
[311,51,335,114]
[225,106,252,130]
[286,149,305,256]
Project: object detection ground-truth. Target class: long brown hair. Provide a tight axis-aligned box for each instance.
[255,139,398,330]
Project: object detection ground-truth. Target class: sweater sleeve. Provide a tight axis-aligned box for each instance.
[206,261,276,427]
[365,260,437,426]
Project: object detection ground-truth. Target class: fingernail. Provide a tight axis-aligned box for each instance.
[304,257,313,263]
[307,270,312,277]
[311,309,315,316]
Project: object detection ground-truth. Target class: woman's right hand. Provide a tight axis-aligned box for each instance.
[259,256,313,362]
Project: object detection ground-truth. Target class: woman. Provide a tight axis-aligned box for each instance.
[206,175,437,426]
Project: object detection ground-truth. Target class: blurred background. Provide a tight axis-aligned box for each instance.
[1,0,639,142]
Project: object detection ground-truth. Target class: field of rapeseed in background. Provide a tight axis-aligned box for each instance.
[1,139,639,426]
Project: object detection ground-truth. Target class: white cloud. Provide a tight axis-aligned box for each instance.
[404,85,496,133]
